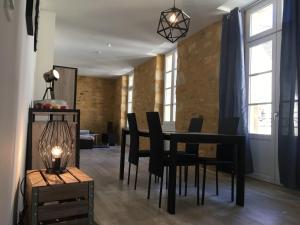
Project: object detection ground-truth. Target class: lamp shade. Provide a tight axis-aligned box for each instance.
[43,69,60,83]
[157,7,191,43]
[38,120,74,174]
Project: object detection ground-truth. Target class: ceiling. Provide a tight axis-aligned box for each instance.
[41,0,255,77]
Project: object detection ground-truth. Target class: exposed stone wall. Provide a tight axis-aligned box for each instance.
[113,76,128,143]
[133,58,156,130]
[154,55,165,117]
[176,21,221,156]
[76,75,118,136]
[132,55,164,148]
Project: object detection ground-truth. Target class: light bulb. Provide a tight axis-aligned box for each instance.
[51,146,63,159]
[53,69,60,80]
[169,13,177,23]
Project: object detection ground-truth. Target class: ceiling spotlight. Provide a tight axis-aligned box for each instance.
[97,50,102,54]
[157,0,191,43]
[107,43,112,47]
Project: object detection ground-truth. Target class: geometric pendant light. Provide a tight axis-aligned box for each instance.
[157,0,191,43]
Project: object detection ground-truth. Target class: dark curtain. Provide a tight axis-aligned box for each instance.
[278,0,300,188]
[219,8,253,173]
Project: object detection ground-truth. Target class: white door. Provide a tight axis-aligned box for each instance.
[245,0,283,184]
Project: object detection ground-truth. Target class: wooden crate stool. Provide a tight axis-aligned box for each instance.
[25,167,94,225]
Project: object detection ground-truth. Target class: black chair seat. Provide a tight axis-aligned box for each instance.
[199,117,240,205]
[146,112,201,207]
[138,150,150,157]
[139,150,170,157]
[164,153,198,166]
[198,157,234,165]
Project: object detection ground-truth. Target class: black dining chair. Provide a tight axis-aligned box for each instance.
[199,117,240,205]
[146,112,200,208]
[127,113,150,189]
[178,116,204,196]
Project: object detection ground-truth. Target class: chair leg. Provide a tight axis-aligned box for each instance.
[165,166,169,190]
[201,163,207,205]
[159,172,164,208]
[184,166,188,196]
[231,171,235,202]
[155,176,158,184]
[127,163,131,185]
[195,165,197,187]
[134,164,139,190]
[216,167,219,196]
[147,173,152,199]
[197,164,200,205]
[179,166,182,195]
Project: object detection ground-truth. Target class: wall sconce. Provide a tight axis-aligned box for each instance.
[38,119,74,174]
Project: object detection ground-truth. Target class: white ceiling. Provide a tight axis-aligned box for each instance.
[41,0,255,77]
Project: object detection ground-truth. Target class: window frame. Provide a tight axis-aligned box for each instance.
[245,0,282,43]
[245,0,283,136]
[163,49,177,123]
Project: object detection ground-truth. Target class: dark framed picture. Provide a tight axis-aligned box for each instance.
[26,0,40,51]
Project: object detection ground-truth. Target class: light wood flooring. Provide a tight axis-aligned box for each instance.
[80,147,300,225]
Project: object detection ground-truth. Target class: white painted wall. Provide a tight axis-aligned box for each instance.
[0,1,36,224]
[33,10,56,100]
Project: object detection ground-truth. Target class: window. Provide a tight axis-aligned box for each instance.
[250,4,274,37]
[127,73,134,114]
[164,50,177,122]
[246,0,283,135]
[248,40,273,135]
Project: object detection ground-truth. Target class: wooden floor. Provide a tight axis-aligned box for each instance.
[80,147,300,225]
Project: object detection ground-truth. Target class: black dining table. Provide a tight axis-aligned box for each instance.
[119,128,245,214]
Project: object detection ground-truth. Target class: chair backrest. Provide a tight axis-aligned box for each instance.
[127,113,139,165]
[146,112,164,177]
[217,117,240,168]
[185,116,204,155]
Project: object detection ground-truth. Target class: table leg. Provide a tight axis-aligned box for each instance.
[236,141,245,206]
[167,137,177,214]
[119,129,126,180]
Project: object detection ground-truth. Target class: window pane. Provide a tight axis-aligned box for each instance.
[165,88,171,105]
[165,72,172,88]
[128,75,134,87]
[250,4,274,36]
[164,105,171,122]
[174,51,178,69]
[172,104,176,122]
[249,73,272,104]
[128,103,132,113]
[173,87,176,104]
[173,70,177,86]
[166,55,173,72]
[249,104,272,135]
[128,90,133,103]
[250,41,272,74]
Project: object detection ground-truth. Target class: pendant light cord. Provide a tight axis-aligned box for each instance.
[173,0,175,8]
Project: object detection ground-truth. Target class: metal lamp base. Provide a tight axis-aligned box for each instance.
[46,168,67,174]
